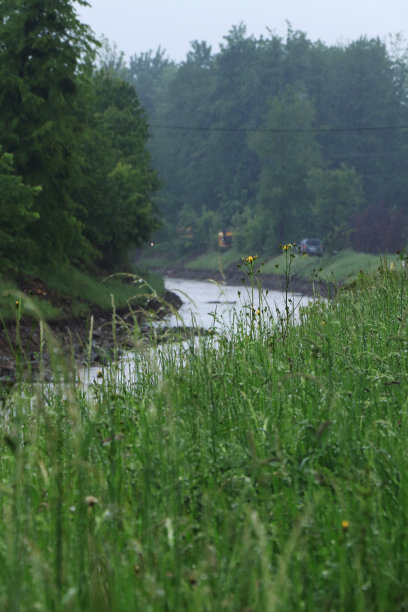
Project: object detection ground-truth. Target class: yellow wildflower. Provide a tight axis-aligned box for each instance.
[341,520,349,531]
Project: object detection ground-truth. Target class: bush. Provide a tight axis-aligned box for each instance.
[351,201,408,253]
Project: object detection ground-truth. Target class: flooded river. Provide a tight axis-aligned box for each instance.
[163,277,306,330]
[79,276,310,386]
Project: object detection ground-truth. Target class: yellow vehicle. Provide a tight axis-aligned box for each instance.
[218,230,233,249]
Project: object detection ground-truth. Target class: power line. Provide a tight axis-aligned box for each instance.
[150,123,408,134]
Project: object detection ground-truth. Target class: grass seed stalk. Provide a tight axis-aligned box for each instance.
[0,259,407,609]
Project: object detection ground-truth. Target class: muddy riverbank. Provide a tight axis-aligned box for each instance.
[155,264,337,298]
[0,266,337,388]
[0,289,183,387]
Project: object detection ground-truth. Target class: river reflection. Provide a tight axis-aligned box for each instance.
[78,276,310,387]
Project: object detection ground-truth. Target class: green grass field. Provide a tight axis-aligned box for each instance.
[263,248,399,282]
[145,246,400,287]
[1,256,408,610]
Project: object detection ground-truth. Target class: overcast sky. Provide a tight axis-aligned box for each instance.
[76,0,408,62]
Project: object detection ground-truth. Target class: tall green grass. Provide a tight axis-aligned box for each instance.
[0,265,165,321]
[1,256,408,610]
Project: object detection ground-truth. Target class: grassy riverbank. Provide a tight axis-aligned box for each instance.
[0,263,165,322]
[1,254,408,610]
[0,263,175,379]
[140,245,399,286]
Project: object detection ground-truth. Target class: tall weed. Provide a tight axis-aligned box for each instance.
[0,258,408,609]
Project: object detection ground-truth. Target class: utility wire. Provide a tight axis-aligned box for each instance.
[149,123,408,134]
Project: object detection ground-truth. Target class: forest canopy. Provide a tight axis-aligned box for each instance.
[0,0,160,275]
[2,4,408,278]
[123,24,408,255]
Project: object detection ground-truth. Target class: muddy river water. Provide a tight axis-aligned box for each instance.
[78,276,311,387]
[163,277,307,329]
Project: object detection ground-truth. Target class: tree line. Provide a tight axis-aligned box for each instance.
[0,0,160,277]
[2,4,408,278]
[124,24,408,255]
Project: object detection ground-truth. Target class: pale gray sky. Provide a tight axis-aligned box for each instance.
[77,0,408,61]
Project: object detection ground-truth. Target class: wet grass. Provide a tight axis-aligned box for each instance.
[142,246,400,287]
[184,249,242,272]
[263,248,399,282]
[1,256,408,610]
[0,264,165,321]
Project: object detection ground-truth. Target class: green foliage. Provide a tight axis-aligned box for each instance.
[263,248,398,281]
[77,70,160,269]
[0,2,161,278]
[0,278,62,321]
[40,264,163,316]
[1,263,408,609]
[157,204,219,258]
[307,163,365,250]
[247,88,321,252]
[0,264,165,322]
[184,248,240,271]
[127,27,408,257]
[0,0,98,265]
[0,150,40,272]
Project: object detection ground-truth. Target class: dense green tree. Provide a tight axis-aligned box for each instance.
[0,150,40,272]
[0,0,98,266]
[96,36,128,78]
[77,70,160,268]
[208,25,266,207]
[121,25,408,257]
[127,47,176,120]
[306,164,365,250]
[316,38,408,206]
[248,89,321,251]
[150,40,218,218]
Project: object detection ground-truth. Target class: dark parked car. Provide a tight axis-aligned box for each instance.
[299,238,323,256]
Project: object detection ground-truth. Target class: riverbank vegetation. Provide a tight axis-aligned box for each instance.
[3,3,408,325]
[0,0,169,353]
[1,255,408,610]
[0,0,160,283]
[121,25,408,258]
[0,265,165,322]
[141,244,400,287]
[2,3,408,609]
